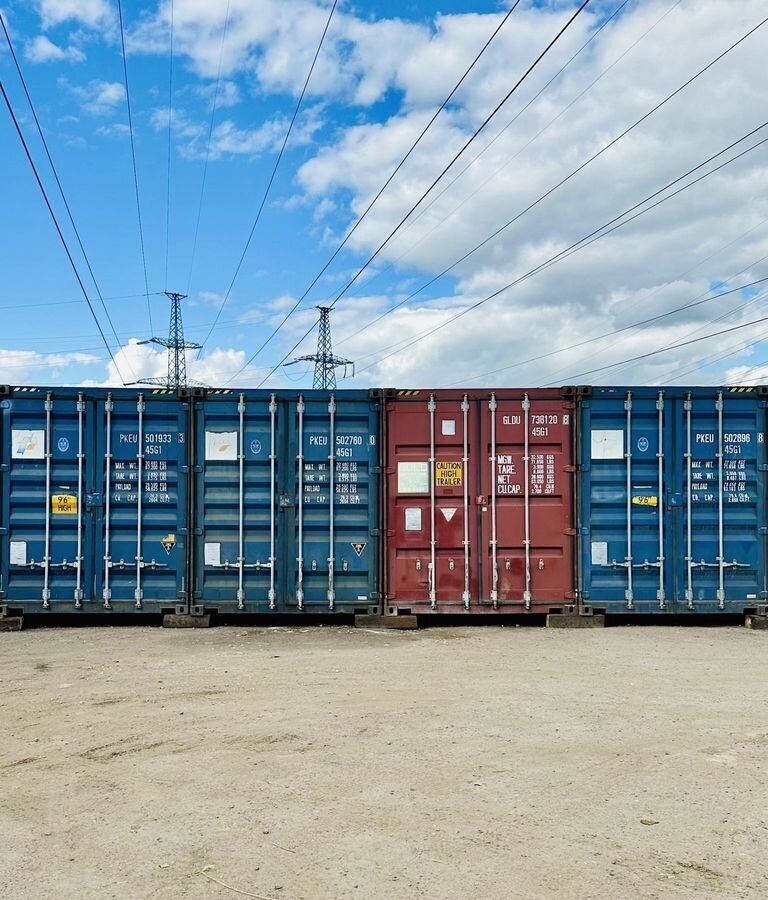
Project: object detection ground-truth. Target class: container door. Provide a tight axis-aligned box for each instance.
[386,394,479,611]
[581,390,669,611]
[479,393,575,609]
[196,393,280,612]
[0,390,96,611]
[674,390,766,610]
[94,392,188,611]
[288,394,378,611]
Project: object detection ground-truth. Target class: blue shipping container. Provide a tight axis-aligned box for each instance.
[0,386,189,613]
[579,386,767,613]
[191,390,380,613]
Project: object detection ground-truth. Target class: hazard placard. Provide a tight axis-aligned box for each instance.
[161,533,177,554]
[351,541,367,557]
[51,494,77,515]
[436,461,462,487]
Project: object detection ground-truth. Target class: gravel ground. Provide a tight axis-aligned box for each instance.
[1,624,768,900]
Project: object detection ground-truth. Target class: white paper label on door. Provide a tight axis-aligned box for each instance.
[591,430,624,460]
[205,431,238,461]
[591,541,608,566]
[9,541,27,565]
[204,542,221,566]
[441,508,457,522]
[441,419,456,436]
[405,508,422,531]
[398,461,429,494]
[12,430,45,459]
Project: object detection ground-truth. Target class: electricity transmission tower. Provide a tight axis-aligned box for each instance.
[284,306,354,389]
[137,291,202,389]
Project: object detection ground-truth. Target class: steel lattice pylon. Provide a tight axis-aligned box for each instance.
[285,306,353,389]
[137,292,202,389]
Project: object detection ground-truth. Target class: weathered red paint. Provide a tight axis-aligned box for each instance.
[383,389,576,614]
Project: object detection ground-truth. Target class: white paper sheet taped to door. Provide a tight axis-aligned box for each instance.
[441,419,456,436]
[405,507,422,531]
[591,541,608,566]
[205,431,238,461]
[591,429,624,460]
[9,541,27,565]
[12,430,45,459]
[204,542,221,566]
[398,461,429,494]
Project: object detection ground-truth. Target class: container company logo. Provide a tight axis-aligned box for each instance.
[57,437,70,453]
[250,439,262,455]
[637,437,649,453]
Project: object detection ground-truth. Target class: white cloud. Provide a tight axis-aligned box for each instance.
[285,0,768,386]
[67,79,125,116]
[0,348,101,384]
[195,80,241,110]
[99,340,271,388]
[96,122,130,138]
[25,35,85,63]
[37,0,112,29]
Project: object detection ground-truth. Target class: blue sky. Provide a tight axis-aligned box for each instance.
[0,0,767,388]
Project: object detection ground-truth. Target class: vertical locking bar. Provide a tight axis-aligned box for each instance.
[103,394,113,608]
[428,394,437,609]
[135,394,145,608]
[461,395,470,610]
[685,393,694,609]
[268,394,277,609]
[489,393,498,609]
[74,392,85,608]
[656,391,665,609]
[328,394,336,610]
[296,395,305,610]
[625,391,634,609]
[237,393,246,609]
[716,391,725,609]
[523,393,532,610]
[42,393,53,608]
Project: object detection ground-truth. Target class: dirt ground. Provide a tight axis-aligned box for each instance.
[1,625,768,900]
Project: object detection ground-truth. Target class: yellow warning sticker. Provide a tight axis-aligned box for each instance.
[436,461,462,487]
[632,496,658,507]
[51,494,78,515]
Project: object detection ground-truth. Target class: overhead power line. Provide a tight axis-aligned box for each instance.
[551,312,768,383]
[448,276,768,388]
[343,15,768,352]
[227,0,594,386]
[0,13,127,366]
[601,270,768,384]
[0,78,125,383]
[0,291,164,312]
[237,0,524,368]
[164,0,175,289]
[197,0,340,354]
[186,0,232,295]
[341,0,680,312]
[354,122,768,376]
[117,0,153,334]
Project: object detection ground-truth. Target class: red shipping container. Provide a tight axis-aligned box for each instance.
[383,389,576,613]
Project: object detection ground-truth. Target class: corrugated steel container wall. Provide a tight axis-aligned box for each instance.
[0,386,189,613]
[383,389,577,613]
[579,386,768,613]
[192,389,380,613]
